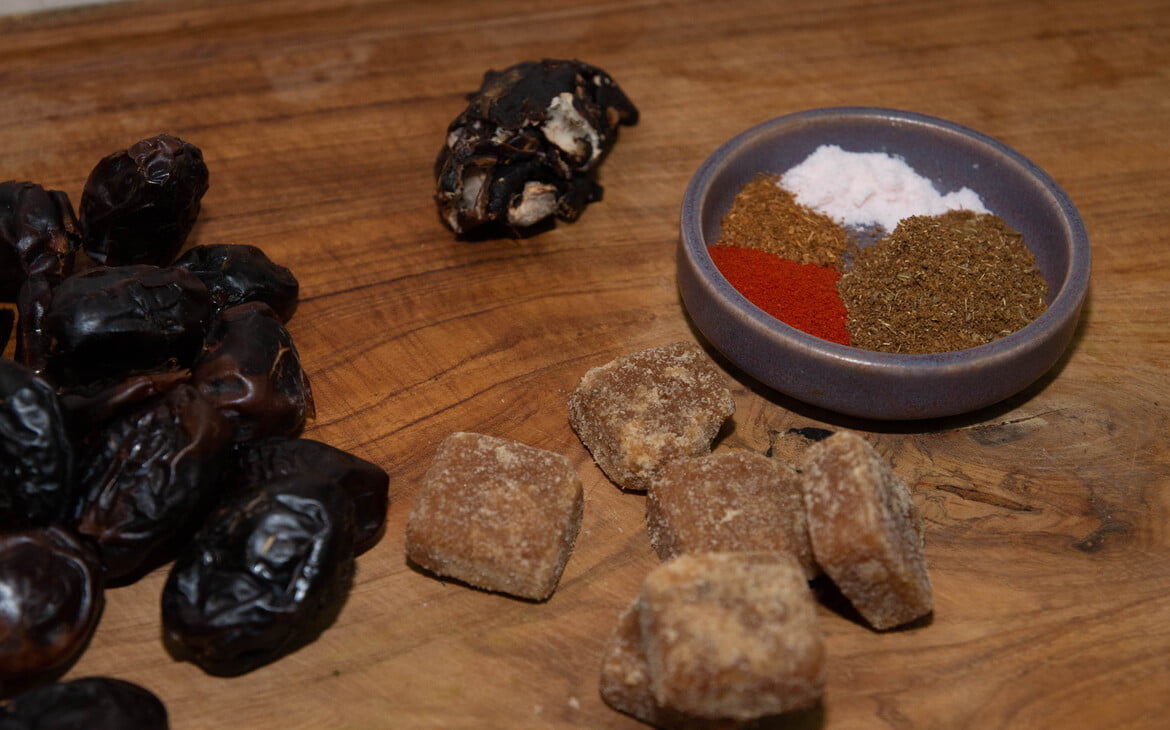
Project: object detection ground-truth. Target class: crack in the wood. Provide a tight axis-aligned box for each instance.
[1071,519,1132,553]
[955,409,1064,430]
[931,483,1037,513]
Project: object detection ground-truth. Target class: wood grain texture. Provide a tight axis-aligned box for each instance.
[2,0,1168,727]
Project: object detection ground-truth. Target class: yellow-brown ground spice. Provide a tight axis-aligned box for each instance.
[838,210,1048,353]
[718,174,851,267]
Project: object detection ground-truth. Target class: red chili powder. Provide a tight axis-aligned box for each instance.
[709,245,851,346]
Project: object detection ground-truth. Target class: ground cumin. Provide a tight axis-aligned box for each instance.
[718,174,850,267]
[838,210,1048,353]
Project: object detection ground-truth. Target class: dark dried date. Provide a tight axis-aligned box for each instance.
[162,475,355,676]
[435,59,638,235]
[234,437,389,554]
[0,181,79,302]
[1,181,81,373]
[59,369,191,439]
[0,360,75,528]
[72,384,233,582]
[192,301,314,441]
[0,527,104,693]
[0,308,12,352]
[14,275,53,373]
[2,137,378,708]
[44,265,211,387]
[1,676,167,730]
[174,243,299,321]
[79,134,209,266]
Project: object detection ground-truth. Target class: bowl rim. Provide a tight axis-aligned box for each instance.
[679,105,1091,375]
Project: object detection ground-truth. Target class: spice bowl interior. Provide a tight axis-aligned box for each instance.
[677,107,1090,421]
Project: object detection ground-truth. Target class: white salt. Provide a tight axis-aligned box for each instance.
[780,144,988,233]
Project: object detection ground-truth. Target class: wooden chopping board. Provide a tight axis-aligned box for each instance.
[2,0,1168,728]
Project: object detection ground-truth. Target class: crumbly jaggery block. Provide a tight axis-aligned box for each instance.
[569,342,735,492]
[768,426,835,469]
[405,432,583,601]
[638,552,825,720]
[800,431,933,630]
[599,600,747,730]
[647,451,817,579]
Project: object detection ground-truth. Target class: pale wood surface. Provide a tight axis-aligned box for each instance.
[2,0,1168,728]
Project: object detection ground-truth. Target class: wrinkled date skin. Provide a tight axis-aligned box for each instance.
[162,476,355,676]
[435,59,639,235]
[44,265,211,388]
[0,181,79,301]
[14,275,53,373]
[174,243,299,321]
[192,301,314,441]
[1,676,168,730]
[60,369,192,440]
[0,360,75,528]
[79,134,209,266]
[72,384,233,583]
[0,308,12,352]
[234,437,389,554]
[1,181,81,372]
[0,527,104,693]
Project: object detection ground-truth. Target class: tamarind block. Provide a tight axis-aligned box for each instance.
[405,432,583,601]
[638,552,825,720]
[434,59,638,235]
[800,431,933,630]
[569,342,734,492]
[647,451,817,579]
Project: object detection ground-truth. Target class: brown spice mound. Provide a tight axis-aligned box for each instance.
[718,174,850,267]
[838,210,1048,353]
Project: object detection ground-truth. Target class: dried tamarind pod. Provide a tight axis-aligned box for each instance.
[79,134,209,266]
[435,58,638,235]
[800,431,933,630]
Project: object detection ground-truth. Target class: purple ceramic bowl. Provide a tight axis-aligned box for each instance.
[678,107,1090,420]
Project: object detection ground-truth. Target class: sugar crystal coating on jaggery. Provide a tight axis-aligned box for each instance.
[800,431,933,630]
[405,432,583,601]
[599,600,747,730]
[638,552,825,721]
[647,450,818,579]
[569,342,735,492]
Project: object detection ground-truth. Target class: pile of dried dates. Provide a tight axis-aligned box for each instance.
[0,135,390,719]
